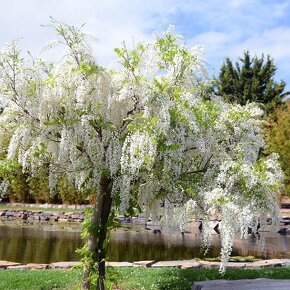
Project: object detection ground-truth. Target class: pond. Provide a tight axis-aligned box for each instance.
[1,221,290,264]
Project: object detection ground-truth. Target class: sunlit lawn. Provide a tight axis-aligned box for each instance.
[1,267,290,290]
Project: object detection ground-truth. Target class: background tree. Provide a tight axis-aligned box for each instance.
[265,100,290,195]
[0,22,283,289]
[0,133,85,204]
[213,51,289,113]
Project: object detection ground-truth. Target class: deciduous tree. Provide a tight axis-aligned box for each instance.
[265,101,290,195]
[0,21,283,289]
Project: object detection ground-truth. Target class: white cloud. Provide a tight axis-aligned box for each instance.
[232,27,290,60]
[273,2,290,17]
[230,26,290,83]
[0,0,289,88]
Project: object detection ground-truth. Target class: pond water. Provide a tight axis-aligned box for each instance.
[1,222,290,264]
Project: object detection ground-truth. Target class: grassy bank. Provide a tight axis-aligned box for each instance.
[0,204,86,212]
[0,269,82,290]
[2,267,290,290]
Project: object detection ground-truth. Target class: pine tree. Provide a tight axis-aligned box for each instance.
[213,51,289,113]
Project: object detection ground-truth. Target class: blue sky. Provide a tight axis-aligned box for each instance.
[1,0,290,90]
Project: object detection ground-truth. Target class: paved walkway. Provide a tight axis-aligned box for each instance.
[192,279,290,290]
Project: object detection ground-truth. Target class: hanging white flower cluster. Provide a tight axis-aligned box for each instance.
[0,22,283,272]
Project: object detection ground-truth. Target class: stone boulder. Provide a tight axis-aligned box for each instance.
[26,263,49,270]
[133,260,156,267]
[106,262,133,267]
[49,261,81,269]
[0,260,23,269]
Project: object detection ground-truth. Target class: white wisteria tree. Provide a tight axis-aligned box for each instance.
[0,21,283,289]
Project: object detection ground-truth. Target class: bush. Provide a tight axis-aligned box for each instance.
[57,176,85,204]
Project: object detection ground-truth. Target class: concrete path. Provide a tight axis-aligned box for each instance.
[192,279,290,290]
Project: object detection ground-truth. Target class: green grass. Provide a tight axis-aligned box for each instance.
[0,205,87,213]
[2,267,290,290]
[0,269,82,290]
[109,267,290,290]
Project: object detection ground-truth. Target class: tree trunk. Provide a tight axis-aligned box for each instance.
[82,175,112,290]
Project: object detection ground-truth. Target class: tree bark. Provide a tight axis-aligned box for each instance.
[82,175,112,290]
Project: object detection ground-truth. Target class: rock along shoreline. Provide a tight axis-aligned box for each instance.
[1,259,290,270]
[0,207,86,223]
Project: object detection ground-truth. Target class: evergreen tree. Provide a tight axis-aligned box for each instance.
[213,51,289,113]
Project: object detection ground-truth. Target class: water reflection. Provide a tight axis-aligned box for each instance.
[108,229,221,262]
[0,224,82,263]
[1,222,290,264]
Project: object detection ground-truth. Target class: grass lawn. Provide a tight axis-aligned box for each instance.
[0,205,86,212]
[1,267,290,290]
[0,269,82,290]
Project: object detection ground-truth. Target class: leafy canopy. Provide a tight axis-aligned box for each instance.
[0,22,283,274]
[265,101,290,195]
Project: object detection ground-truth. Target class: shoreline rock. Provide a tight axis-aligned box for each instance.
[0,209,85,223]
[1,259,290,270]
